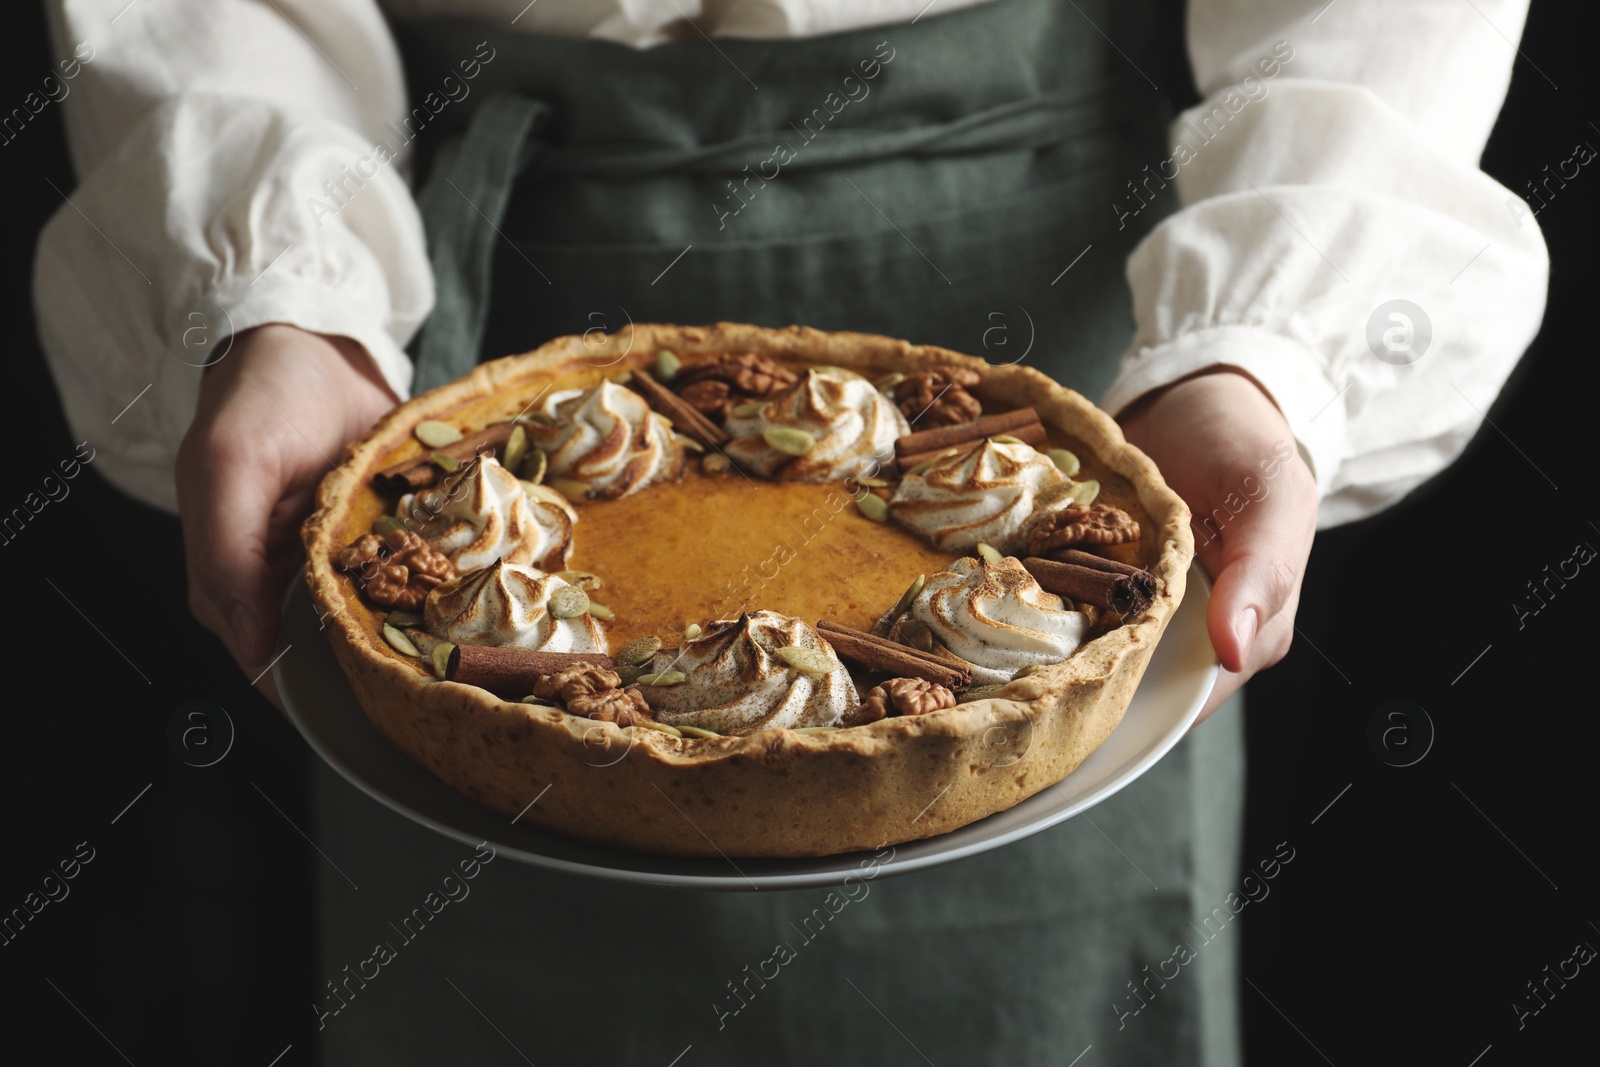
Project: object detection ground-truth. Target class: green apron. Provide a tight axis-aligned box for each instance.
[314,2,1246,1062]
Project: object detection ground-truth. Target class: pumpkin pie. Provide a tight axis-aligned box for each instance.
[300,323,1193,857]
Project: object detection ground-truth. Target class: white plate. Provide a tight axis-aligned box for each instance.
[277,567,1216,890]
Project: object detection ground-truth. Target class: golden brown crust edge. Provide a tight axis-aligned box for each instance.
[300,323,1194,857]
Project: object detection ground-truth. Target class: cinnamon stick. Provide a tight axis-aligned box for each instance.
[446,645,616,696]
[1048,549,1153,580]
[816,619,972,689]
[817,620,953,671]
[896,421,1048,472]
[1021,556,1156,616]
[373,422,516,493]
[894,407,1041,460]
[628,369,730,448]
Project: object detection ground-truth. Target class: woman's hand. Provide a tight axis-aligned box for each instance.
[176,324,398,695]
[1117,369,1319,722]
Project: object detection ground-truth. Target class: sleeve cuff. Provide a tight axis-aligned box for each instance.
[204,272,415,402]
[1100,324,1348,498]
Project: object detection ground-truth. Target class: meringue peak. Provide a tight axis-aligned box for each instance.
[529,380,685,498]
[638,610,859,734]
[889,439,1075,554]
[424,559,606,653]
[910,556,1084,684]
[401,456,573,572]
[724,367,907,482]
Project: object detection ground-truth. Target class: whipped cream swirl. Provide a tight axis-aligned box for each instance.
[889,439,1075,554]
[639,610,859,734]
[400,457,575,573]
[910,556,1086,684]
[424,560,607,652]
[529,380,684,498]
[723,368,908,482]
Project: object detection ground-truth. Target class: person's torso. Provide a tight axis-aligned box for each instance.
[396,0,1186,398]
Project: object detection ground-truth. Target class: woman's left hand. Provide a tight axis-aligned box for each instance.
[1117,369,1320,723]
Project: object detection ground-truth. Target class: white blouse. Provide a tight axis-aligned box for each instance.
[35,0,1547,527]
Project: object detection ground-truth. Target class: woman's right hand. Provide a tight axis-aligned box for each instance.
[176,324,399,695]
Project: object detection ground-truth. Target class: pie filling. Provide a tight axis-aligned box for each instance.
[335,354,1156,739]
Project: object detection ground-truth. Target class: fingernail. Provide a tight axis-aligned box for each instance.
[1234,610,1258,658]
[231,603,260,661]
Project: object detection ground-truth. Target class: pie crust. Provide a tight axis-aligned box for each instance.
[300,323,1193,857]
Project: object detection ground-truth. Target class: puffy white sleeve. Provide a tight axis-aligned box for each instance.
[34,0,433,512]
[1101,0,1550,527]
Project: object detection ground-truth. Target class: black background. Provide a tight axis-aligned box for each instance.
[1,3,1593,1064]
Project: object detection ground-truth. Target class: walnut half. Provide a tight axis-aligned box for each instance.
[336,529,455,610]
[1027,503,1141,554]
[533,663,650,726]
[855,677,958,722]
[891,367,983,429]
[674,352,799,421]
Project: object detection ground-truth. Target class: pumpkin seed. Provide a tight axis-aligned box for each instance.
[555,570,603,591]
[958,684,1007,703]
[650,411,674,430]
[976,542,1005,565]
[633,720,683,738]
[777,645,839,678]
[548,585,590,619]
[793,726,840,735]
[550,478,592,503]
[731,401,766,418]
[702,452,731,475]
[992,434,1024,445]
[430,451,459,473]
[857,476,892,488]
[616,664,644,686]
[519,446,547,484]
[891,574,926,619]
[874,372,906,391]
[372,515,409,536]
[385,610,425,629]
[431,641,455,679]
[654,350,681,381]
[635,670,687,686]
[677,724,721,739]
[1068,478,1101,505]
[501,425,528,474]
[414,420,462,448]
[761,426,815,456]
[855,493,889,522]
[520,694,560,707]
[382,623,420,658]
[612,370,633,385]
[906,451,954,478]
[683,623,702,640]
[897,618,934,652]
[676,434,705,453]
[1047,448,1081,477]
[618,636,662,666]
[587,601,615,621]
